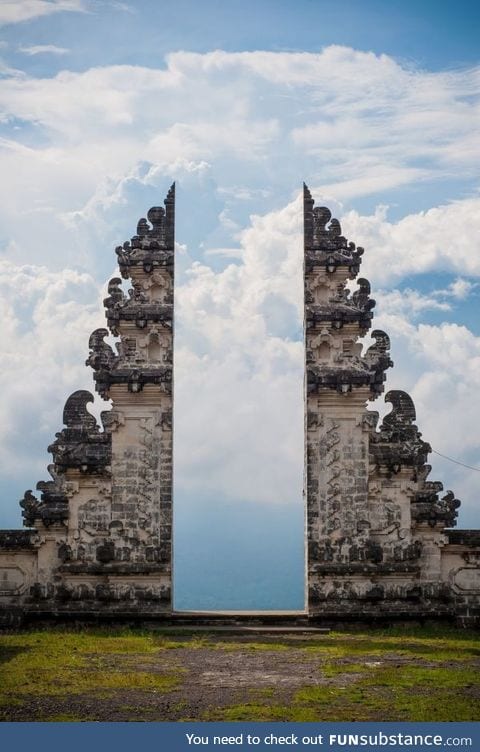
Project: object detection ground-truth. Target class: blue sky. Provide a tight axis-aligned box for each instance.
[4,1,480,72]
[0,0,479,608]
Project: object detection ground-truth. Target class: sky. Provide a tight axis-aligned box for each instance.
[0,0,479,609]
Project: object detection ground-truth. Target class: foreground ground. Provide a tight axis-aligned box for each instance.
[0,626,479,721]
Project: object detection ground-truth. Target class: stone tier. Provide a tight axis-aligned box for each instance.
[0,530,37,549]
[92,366,172,399]
[306,362,389,397]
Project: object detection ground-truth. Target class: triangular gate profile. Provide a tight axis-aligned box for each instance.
[0,184,479,626]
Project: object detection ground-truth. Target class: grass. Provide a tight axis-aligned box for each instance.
[202,626,480,722]
[216,640,290,652]
[0,628,181,712]
[205,703,294,722]
[0,625,478,721]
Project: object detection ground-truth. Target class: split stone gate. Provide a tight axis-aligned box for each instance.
[1,184,479,625]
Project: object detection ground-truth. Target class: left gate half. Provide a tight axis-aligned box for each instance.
[0,185,175,622]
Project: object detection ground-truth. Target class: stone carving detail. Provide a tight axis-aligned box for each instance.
[19,390,112,528]
[103,278,126,310]
[1,183,479,625]
[306,328,392,397]
[367,386,460,532]
[48,391,111,475]
[412,487,461,528]
[453,568,480,593]
[351,279,375,312]
[86,330,117,373]
[115,183,175,279]
[303,183,476,620]
[304,184,364,275]
[1,184,175,617]
[91,190,175,400]
[365,331,392,368]
[370,391,431,472]
[21,466,68,528]
[0,567,26,595]
[304,189,389,403]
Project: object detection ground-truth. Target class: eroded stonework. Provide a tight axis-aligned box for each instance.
[304,184,480,625]
[0,184,479,626]
[0,185,175,621]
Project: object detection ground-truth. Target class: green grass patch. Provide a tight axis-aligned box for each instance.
[293,684,393,721]
[208,628,480,722]
[321,661,368,677]
[1,625,478,722]
[0,629,180,705]
[301,626,480,663]
[363,664,478,689]
[203,703,295,721]
[286,663,480,721]
[36,712,89,722]
[217,641,289,652]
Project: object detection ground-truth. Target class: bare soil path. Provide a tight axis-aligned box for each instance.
[0,627,478,721]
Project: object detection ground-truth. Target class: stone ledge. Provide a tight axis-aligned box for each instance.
[309,562,421,575]
[447,530,480,547]
[59,562,171,574]
[0,529,36,550]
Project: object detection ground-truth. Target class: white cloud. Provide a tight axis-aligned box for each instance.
[204,247,243,258]
[341,198,480,285]
[374,288,451,317]
[108,1,134,12]
[369,317,480,526]
[0,0,86,26]
[0,48,477,226]
[174,198,303,506]
[0,46,478,530]
[447,277,477,300]
[18,44,69,55]
[0,259,104,483]
[373,278,478,319]
[0,193,479,531]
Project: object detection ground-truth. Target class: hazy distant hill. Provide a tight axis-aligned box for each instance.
[173,497,305,611]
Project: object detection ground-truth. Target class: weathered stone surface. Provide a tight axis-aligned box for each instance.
[304,184,480,624]
[1,182,479,625]
[448,530,480,546]
[0,185,175,618]
[0,531,36,549]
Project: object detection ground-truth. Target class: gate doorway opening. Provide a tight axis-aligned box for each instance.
[172,350,306,613]
[173,494,306,612]
[172,183,305,613]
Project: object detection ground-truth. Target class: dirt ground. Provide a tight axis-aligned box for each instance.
[1,629,479,721]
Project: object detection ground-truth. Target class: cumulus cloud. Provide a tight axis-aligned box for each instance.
[447,278,477,299]
[369,315,480,526]
[374,289,451,318]
[371,278,478,320]
[341,199,480,285]
[0,46,478,530]
[1,192,479,531]
[0,259,104,484]
[174,198,303,506]
[0,47,478,276]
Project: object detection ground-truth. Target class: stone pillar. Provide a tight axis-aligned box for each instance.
[303,186,469,620]
[87,185,175,608]
[303,185,392,615]
[12,188,176,615]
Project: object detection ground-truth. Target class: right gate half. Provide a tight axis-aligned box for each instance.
[303,183,480,623]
